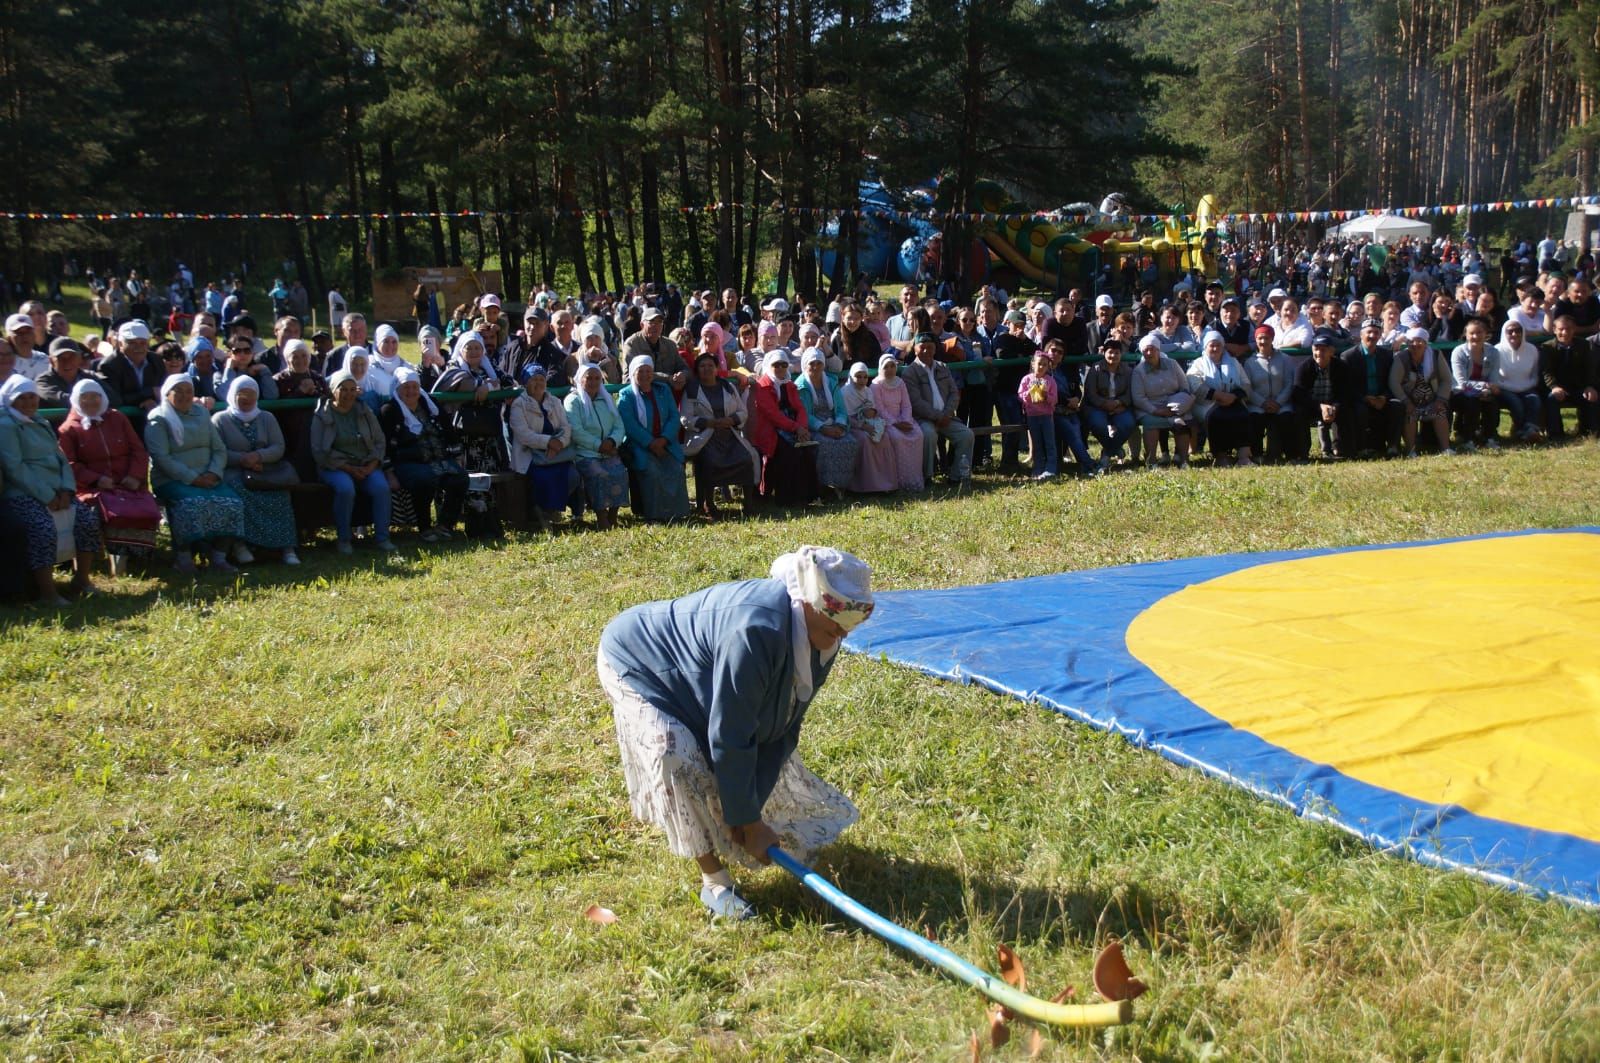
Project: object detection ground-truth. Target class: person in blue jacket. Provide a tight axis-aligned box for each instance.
[598,546,875,919]
[616,355,691,522]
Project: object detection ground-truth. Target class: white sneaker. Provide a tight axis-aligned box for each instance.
[699,883,755,921]
[232,543,255,564]
[282,549,301,566]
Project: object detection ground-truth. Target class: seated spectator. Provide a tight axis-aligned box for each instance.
[311,370,394,555]
[1082,338,1139,464]
[56,378,159,555]
[1538,316,1600,438]
[1389,327,1453,456]
[1017,349,1059,479]
[145,373,246,573]
[840,361,896,493]
[902,332,974,484]
[415,325,448,390]
[182,338,221,407]
[380,366,467,540]
[617,357,691,523]
[506,363,577,530]
[564,362,630,530]
[35,338,106,409]
[433,331,508,474]
[832,302,884,374]
[678,352,759,519]
[1449,317,1502,450]
[748,349,819,506]
[371,324,412,384]
[1130,334,1195,468]
[1186,331,1256,466]
[796,349,859,499]
[1272,297,1313,349]
[696,322,731,377]
[1428,290,1467,343]
[341,347,391,413]
[215,334,280,403]
[621,307,687,387]
[212,377,300,565]
[0,376,102,603]
[5,312,48,380]
[868,354,924,491]
[1507,287,1550,336]
[1044,338,1100,477]
[98,320,162,413]
[1495,321,1544,442]
[573,319,620,385]
[1244,327,1301,463]
[1337,321,1402,457]
[1293,333,1351,459]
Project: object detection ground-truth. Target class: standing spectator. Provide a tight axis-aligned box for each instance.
[1017,350,1059,480]
[327,286,348,332]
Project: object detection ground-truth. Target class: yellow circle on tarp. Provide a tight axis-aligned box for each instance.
[1126,533,1600,843]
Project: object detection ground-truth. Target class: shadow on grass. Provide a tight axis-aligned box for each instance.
[751,841,1181,955]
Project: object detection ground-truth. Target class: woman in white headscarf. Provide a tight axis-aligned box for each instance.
[617,356,691,523]
[144,373,246,574]
[57,377,160,555]
[748,348,818,506]
[679,350,758,519]
[212,375,300,564]
[0,375,103,602]
[310,369,394,554]
[1185,330,1256,466]
[343,346,394,410]
[841,361,898,493]
[432,330,508,474]
[795,349,859,497]
[574,317,621,384]
[562,361,629,529]
[507,362,578,529]
[371,324,412,380]
[869,352,924,490]
[599,545,874,919]
[379,365,468,541]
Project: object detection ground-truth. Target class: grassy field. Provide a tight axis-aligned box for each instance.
[4,438,1600,1060]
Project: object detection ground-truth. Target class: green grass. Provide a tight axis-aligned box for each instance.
[4,443,1600,1060]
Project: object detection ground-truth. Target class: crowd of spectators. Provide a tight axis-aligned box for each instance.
[1,232,1597,604]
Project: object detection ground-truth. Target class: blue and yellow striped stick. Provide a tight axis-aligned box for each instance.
[768,847,1135,1028]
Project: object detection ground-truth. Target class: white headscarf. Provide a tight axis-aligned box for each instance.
[449,330,500,384]
[1,374,39,424]
[281,338,311,368]
[69,377,109,427]
[225,374,260,423]
[392,366,437,436]
[156,372,195,445]
[761,348,790,384]
[345,347,370,381]
[372,324,408,375]
[768,546,875,704]
[628,355,655,426]
[874,352,904,391]
[571,361,618,423]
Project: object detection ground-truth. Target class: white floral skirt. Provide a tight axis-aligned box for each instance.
[599,651,858,870]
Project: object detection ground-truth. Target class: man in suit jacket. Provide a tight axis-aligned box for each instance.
[901,331,974,483]
[1335,320,1402,457]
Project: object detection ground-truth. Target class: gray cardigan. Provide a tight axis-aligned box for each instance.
[211,409,287,468]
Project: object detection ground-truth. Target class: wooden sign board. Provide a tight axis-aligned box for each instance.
[372,267,504,325]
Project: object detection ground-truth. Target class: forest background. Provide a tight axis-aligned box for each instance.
[1,0,1596,302]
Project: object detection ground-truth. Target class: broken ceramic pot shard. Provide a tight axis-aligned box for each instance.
[1091,939,1147,1002]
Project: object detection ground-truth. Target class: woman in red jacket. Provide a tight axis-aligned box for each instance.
[747,349,819,506]
[56,379,161,552]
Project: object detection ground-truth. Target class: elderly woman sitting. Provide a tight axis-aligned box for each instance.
[796,349,859,498]
[433,330,509,474]
[748,348,819,506]
[1130,334,1195,468]
[0,376,102,603]
[563,361,630,530]
[378,366,467,541]
[869,353,924,490]
[508,363,578,529]
[1186,330,1257,466]
[679,351,758,519]
[312,369,395,554]
[1389,327,1454,457]
[840,361,896,493]
[618,357,692,523]
[145,373,246,574]
[56,378,160,556]
[213,376,300,565]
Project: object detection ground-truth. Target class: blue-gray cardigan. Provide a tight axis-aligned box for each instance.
[600,578,833,826]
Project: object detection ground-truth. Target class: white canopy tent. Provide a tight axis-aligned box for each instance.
[1327,213,1433,244]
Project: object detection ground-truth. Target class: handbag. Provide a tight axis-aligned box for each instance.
[243,461,301,490]
[95,488,162,528]
[51,505,76,564]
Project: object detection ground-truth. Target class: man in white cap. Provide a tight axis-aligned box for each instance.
[97,320,162,411]
[4,314,49,381]
[598,546,874,919]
